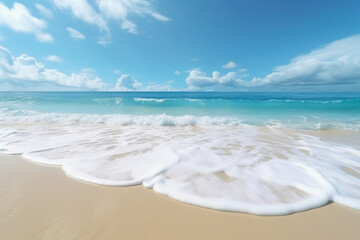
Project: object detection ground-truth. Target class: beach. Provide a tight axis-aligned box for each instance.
[1,92,360,239]
[1,0,360,238]
[1,154,359,240]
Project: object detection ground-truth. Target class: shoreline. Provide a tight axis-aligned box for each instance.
[1,154,360,240]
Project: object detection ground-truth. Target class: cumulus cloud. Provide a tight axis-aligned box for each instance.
[252,35,360,88]
[186,69,248,89]
[44,55,62,63]
[0,2,53,42]
[66,27,86,40]
[35,3,53,18]
[186,35,360,91]
[113,74,172,91]
[222,61,237,69]
[97,0,169,34]
[174,70,181,75]
[0,45,105,90]
[115,74,142,90]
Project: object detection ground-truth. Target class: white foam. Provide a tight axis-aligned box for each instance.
[133,98,166,103]
[0,109,246,127]
[0,119,359,215]
[2,108,359,130]
[184,98,204,102]
[265,99,344,103]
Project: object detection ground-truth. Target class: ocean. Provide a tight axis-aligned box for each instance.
[0,91,359,215]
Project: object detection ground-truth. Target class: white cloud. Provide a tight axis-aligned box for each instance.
[186,69,247,89]
[0,2,53,42]
[66,27,86,40]
[222,61,237,69]
[150,12,170,22]
[0,45,105,90]
[35,3,53,18]
[251,35,360,89]
[115,74,142,90]
[174,70,181,75]
[190,58,199,62]
[97,0,169,34]
[121,20,137,34]
[54,0,168,36]
[36,33,53,42]
[54,0,108,31]
[112,74,173,91]
[186,35,360,91]
[44,55,62,63]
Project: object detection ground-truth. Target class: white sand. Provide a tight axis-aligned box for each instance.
[1,154,360,240]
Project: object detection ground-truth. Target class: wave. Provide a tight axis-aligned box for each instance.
[133,98,166,103]
[265,99,347,103]
[133,98,205,103]
[1,108,359,130]
[0,109,243,126]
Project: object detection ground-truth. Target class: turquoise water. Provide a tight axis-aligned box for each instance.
[1,91,359,128]
[0,91,360,215]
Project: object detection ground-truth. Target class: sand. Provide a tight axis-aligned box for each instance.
[1,154,359,240]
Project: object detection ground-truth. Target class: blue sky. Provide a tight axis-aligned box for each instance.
[0,0,360,91]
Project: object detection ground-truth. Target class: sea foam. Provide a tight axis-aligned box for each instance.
[1,108,359,130]
[1,119,359,215]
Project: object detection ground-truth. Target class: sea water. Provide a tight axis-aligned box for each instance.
[0,91,359,215]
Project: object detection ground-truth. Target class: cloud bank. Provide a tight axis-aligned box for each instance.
[0,45,105,90]
[187,35,360,91]
[186,69,248,90]
[252,35,360,88]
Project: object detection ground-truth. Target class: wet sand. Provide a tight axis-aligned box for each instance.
[1,154,359,240]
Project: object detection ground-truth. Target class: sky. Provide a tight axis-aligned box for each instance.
[0,0,360,91]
